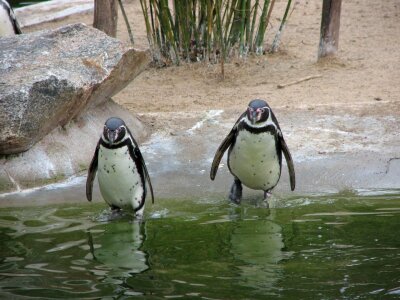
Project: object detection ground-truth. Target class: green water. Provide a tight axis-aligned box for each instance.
[0,191,399,299]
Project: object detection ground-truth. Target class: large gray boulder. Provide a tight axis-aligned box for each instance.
[0,23,150,155]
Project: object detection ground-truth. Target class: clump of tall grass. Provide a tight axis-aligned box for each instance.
[139,0,292,66]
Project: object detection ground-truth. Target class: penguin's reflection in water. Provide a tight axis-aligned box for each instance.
[228,205,290,293]
[87,220,148,279]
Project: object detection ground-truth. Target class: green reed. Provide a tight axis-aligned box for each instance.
[139,0,292,65]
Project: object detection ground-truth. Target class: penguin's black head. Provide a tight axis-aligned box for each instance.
[246,99,270,125]
[103,117,127,145]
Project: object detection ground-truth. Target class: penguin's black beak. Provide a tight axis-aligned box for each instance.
[250,111,258,125]
[108,130,117,144]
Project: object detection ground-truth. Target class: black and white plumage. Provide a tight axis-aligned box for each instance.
[86,117,154,217]
[210,99,295,206]
[0,0,22,37]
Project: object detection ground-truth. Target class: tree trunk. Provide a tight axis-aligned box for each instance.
[93,0,118,38]
[318,0,342,59]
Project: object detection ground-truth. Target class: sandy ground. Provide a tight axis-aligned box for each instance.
[24,0,400,117]
[8,0,399,203]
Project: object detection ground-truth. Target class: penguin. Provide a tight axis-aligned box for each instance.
[210,99,295,206]
[86,117,154,217]
[0,0,22,37]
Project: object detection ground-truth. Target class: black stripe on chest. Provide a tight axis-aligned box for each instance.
[238,121,277,135]
[100,138,131,149]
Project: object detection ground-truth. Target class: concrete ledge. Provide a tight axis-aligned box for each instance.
[1,108,399,204]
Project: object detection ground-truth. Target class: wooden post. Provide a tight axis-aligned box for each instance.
[93,0,118,38]
[318,0,342,59]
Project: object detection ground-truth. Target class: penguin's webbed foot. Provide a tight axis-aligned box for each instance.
[110,204,121,211]
[263,190,272,208]
[134,209,144,221]
[229,179,242,204]
[263,191,272,199]
[109,205,123,218]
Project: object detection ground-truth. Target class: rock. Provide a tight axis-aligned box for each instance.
[0,23,150,155]
[0,98,149,193]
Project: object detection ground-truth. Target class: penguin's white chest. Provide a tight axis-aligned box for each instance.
[97,145,144,211]
[229,130,281,190]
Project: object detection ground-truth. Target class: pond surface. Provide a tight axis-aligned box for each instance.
[0,191,399,299]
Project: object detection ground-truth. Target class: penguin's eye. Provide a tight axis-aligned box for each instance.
[248,107,254,112]
[257,108,265,113]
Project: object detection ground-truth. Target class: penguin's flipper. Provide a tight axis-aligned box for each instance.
[86,141,100,202]
[280,137,296,191]
[210,129,235,180]
[134,146,155,204]
[210,112,245,180]
[127,127,155,204]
